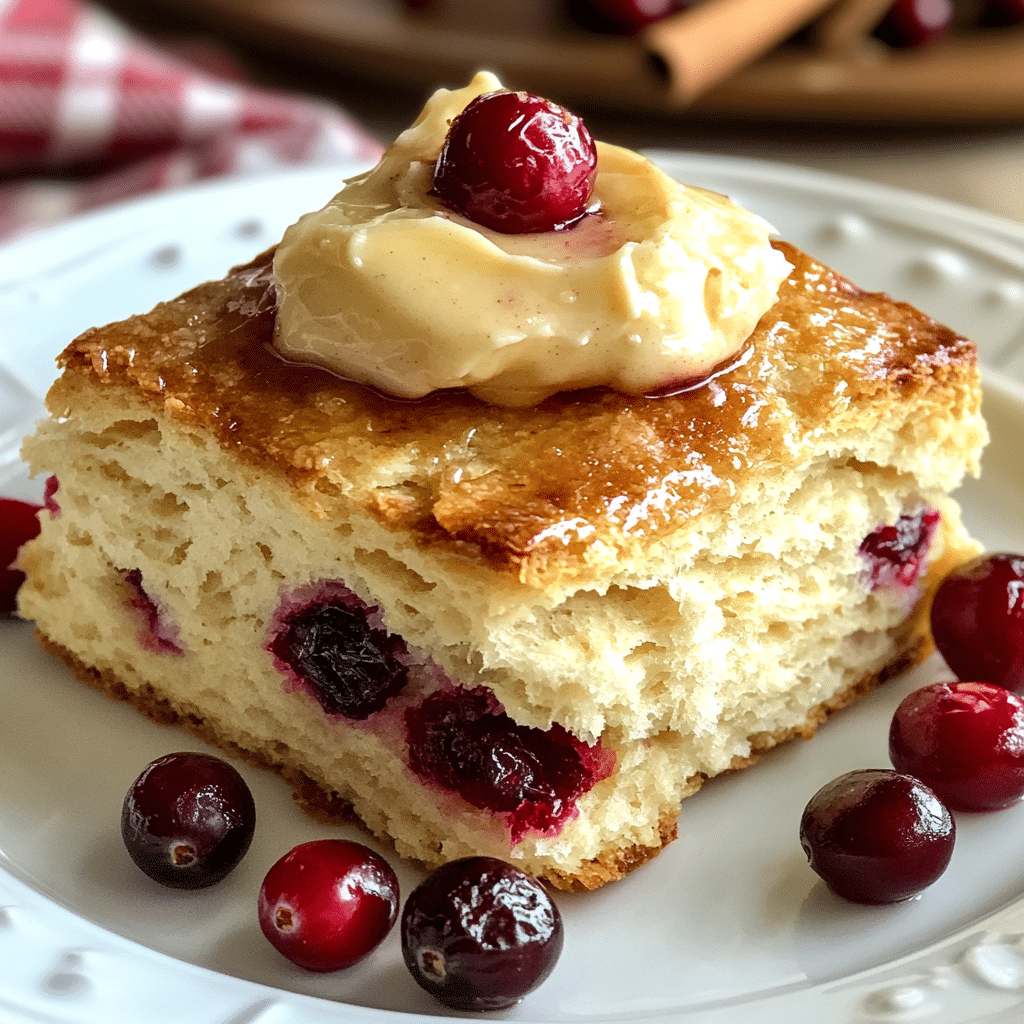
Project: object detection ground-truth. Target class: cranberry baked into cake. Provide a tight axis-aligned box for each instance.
[17,75,986,890]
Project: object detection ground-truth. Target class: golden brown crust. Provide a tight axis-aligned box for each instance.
[546,812,681,892]
[50,242,981,587]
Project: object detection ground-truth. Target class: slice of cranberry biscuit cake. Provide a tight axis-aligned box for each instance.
[17,75,986,890]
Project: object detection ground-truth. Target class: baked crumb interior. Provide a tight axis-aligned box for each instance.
[17,239,987,886]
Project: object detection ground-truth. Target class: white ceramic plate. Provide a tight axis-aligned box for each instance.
[1,158,1023,1024]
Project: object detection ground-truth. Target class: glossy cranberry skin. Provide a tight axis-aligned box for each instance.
[930,553,1024,693]
[401,856,563,1011]
[259,839,399,972]
[569,0,685,33]
[858,508,939,590]
[890,681,1024,811]
[874,0,953,47]
[0,497,42,614]
[121,752,256,889]
[800,769,954,903]
[432,90,597,235]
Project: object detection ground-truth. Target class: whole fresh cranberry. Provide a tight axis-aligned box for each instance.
[890,681,1024,811]
[799,769,954,903]
[258,839,399,972]
[874,0,953,47]
[568,0,685,33]
[401,856,563,1011]
[121,752,256,888]
[930,553,1024,693]
[432,90,598,235]
[0,497,42,614]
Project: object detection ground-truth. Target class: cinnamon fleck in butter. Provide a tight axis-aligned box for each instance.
[272,71,793,408]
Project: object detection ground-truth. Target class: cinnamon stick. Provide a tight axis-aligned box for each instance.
[811,0,895,53]
[642,0,841,103]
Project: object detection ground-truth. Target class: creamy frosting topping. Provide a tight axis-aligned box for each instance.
[272,71,793,407]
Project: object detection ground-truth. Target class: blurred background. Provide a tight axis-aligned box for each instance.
[105,0,1024,219]
[3,0,1024,235]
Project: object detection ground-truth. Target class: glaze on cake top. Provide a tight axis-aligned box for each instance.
[53,241,979,585]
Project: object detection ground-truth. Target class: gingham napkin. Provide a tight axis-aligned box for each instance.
[0,0,383,241]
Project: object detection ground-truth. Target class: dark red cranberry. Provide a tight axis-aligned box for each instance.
[405,686,613,843]
[799,769,954,903]
[401,856,563,1011]
[930,553,1024,693]
[431,90,597,235]
[858,508,939,589]
[874,0,953,47]
[120,568,184,654]
[258,839,399,972]
[890,681,1024,811]
[121,752,256,889]
[42,475,59,516]
[979,0,1024,25]
[568,0,685,33]
[269,591,408,720]
[0,497,42,614]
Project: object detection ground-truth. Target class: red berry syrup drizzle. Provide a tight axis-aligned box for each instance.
[119,569,184,654]
[405,685,615,844]
[858,508,940,590]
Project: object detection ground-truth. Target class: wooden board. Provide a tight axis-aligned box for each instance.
[155,0,1024,123]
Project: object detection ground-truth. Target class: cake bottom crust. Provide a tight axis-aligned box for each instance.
[35,627,932,892]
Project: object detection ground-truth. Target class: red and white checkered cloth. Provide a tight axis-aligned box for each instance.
[0,0,383,241]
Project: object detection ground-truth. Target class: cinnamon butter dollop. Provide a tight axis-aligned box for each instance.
[272,71,793,407]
